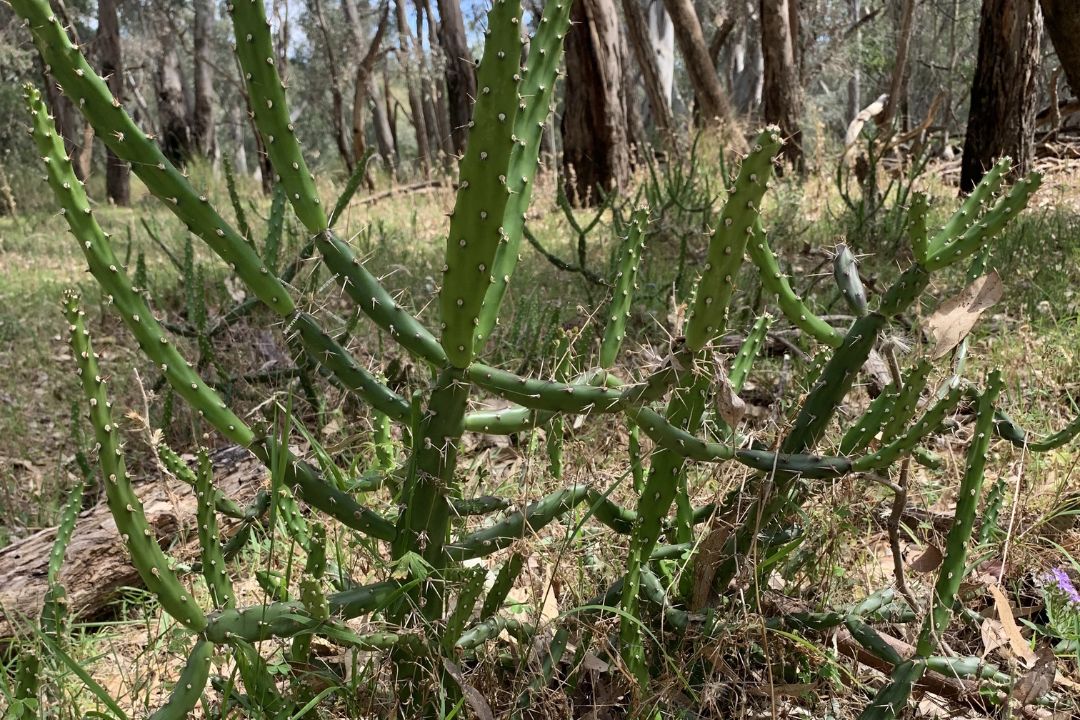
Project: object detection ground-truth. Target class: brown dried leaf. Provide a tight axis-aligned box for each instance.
[442,659,494,720]
[926,272,1003,359]
[980,617,1008,655]
[987,584,1038,666]
[714,370,746,429]
[691,524,731,610]
[909,544,943,573]
[1013,645,1057,706]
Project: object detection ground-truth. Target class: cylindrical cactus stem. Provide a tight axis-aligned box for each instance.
[925,173,1042,271]
[833,243,868,316]
[195,450,235,609]
[63,293,206,631]
[372,410,396,472]
[455,615,533,651]
[157,444,246,519]
[877,263,932,318]
[547,330,572,480]
[993,407,1080,452]
[479,552,525,620]
[474,0,577,350]
[749,219,844,348]
[730,314,773,393]
[445,485,590,561]
[599,209,648,367]
[907,192,930,264]
[851,384,965,472]
[977,475,1007,545]
[914,372,1002,658]
[585,487,638,534]
[391,369,470,618]
[856,659,927,720]
[628,423,644,493]
[228,0,326,229]
[879,360,933,441]
[148,640,214,720]
[685,128,783,351]
[291,523,330,662]
[440,0,527,367]
[840,384,900,456]
[443,567,486,651]
[927,157,1010,257]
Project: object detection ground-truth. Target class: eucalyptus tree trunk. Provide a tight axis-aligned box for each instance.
[395,0,431,175]
[98,0,129,204]
[562,0,631,205]
[192,0,216,158]
[760,0,803,168]
[846,0,861,122]
[419,0,454,160]
[157,45,194,166]
[309,0,353,171]
[622,0,675,139]
[961,0,1042,191]
[727,0,763,113]
[647,0,676,108]
[433,0,476,155]
[1039,0,1080,97]
[663,0,737,129]
[342,0,395,176]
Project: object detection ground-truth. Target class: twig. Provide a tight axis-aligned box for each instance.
[522,226,608,287]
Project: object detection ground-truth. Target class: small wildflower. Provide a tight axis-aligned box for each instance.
[1046,566,1080,605]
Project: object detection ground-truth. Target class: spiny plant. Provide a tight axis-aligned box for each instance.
[14,0,1080,715]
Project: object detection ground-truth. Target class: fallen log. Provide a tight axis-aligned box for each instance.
[0,446,265,639]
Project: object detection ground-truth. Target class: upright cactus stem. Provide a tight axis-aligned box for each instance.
[64,293,207,632]
[599,210,648,367]
[228,0,326,231]
[907,192,930,264]
[440,0,526,367]
[685,127,782,351]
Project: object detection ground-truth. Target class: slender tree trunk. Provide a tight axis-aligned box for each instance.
[562,0,631,205]
[622,0,675,141]
[421,0,454,161]
[760,0,802,167]
[310,0,354,171]
[343,1,394,176]
[416,0,451,161]
[230,101,249,175]
[98,0,129,205]
[193,0,216,157]
[663,0,738,131]
[1039,0,1080,97]
[395,0,431,174]
[960,0,1042,191]
[846,0,861,122]
[433,0,476,155]
[646,0,676,107]
[158,45,194,166]
[880,0,915,130]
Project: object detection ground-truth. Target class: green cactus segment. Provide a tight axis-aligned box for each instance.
[446,485,589,561]
[993,408,1080,452]
[915,372,1002,657]
[392,369,469,614]
[783,313,886,454]
[330,151,372,228]
[685,129,781,351]
[228,0,327,231]
[157,444,246,519]
[63,294,207,632]
[292,524,330,661]
[10,11,293,314]
[877,263,931,318]
[730,314,773,393]
[148,640,214,720]
[440,0,526,367]
[195,451,235,609]
[599,210,648,366]
[372,411,395,472]
[907,193,930,264]
[840,385,900,456]
[733,449,851,478]
[857,660,927,720]
[456,616,533,651]
[749,219,843,348]
[474,0,575,350]
[852,385,965,472]
[879,361,933,441]
[480,552,525,620]
[444,567,486,650]
[927,157,1009,257]
[925,173,1042,272]
[25,86,255,448]
[833,244,867,316]
[547,330,572,480]
[585,488,639,534]
[977,476,1007,545]
[317,232,447,366]
[292,313,410,419]
[628,423,644,492]
[48,476,84,585]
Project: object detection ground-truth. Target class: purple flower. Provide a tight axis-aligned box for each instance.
[1047,567,1080,604]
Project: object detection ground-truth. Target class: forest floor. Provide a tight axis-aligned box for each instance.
[1,158,1079,718]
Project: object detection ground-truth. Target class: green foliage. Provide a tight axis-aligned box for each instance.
[14,0,1074,717]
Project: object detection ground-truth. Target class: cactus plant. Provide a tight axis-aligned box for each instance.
[16,0,1077,713]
